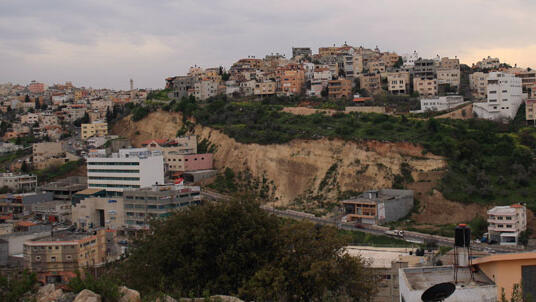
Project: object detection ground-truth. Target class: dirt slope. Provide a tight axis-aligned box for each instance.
[112,111,445,205]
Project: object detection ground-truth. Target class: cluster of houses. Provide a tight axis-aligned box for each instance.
[167,44,536,122]
[0,80,146,141]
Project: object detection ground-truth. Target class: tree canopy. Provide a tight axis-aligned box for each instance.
[117,199,376,301]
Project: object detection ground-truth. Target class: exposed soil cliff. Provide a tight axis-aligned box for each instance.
[112,111,446,205]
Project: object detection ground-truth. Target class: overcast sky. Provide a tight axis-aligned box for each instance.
[1,0,535,90]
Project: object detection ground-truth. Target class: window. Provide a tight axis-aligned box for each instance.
[51,256,56,262]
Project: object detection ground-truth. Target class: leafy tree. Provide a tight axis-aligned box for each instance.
[394,56,404,68]
[469,215,488,239]
[0,270,37,302]
[117,199,376,301]
[24,95,30,102]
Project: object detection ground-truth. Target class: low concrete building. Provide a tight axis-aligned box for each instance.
[419,95,465,112]
[39,176,87,202]
[342,189,414,224]
[399,266,496,302]
[413,77,438,97]
[0,173,37,192]
[31,201,72,223]
[346,246,429,302]
[72,197,125,231]
[487,204,527,245]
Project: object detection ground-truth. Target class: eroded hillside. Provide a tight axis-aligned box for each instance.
[112,111,445,203]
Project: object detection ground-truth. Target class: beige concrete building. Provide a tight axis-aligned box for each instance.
[32,142,65,170]
[254,81,276,96]
[360,73,382,95]
[387,72,410,95]
[23,230,115,284]
[438,57,460,70]
[72,197,125,231]
[366,60,386,74]
[437,68,461,88]
[193,79,220,100]
[413,77,438,97]
[345,246,429,302]
[328,79,352,99]
[32,201,72,223]
[526,98,536,122]
[470,72,488,99]
[81,121,108,140]
[0,173,37,192]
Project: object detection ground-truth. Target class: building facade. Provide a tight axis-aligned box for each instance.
[487,204,527,245]
[472,72,523,121]
[81,121,108,140]
[387,72,410,95]
[328,79,352,99]
[342,189,414,224]
[413,77,438,97]
[469,72,489,100]
[359,73,382,95]
[0,173,37,192]
[87,148,164,194]
[420,95,464,112]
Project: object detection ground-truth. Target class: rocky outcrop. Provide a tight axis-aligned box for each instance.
[37,283,64,302]
[178,296,244,302]
[119,286,141,302]
[73,289,101,302]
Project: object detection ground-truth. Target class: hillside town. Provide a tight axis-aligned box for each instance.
[1,41,536,301]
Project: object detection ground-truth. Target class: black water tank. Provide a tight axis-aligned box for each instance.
[455,224,471,247]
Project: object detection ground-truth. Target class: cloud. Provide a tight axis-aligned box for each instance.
[0,0,534,89]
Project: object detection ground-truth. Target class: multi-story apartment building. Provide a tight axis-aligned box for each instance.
[437,68,461,89]
[0,173,37,192]
[279,70,305,96]
[413,59,436,79]
[166,76,195,100]
[343,54,363,79]
[387,72,410,95]
[23,230,114,284]
[123,184,201,229]
[359,73,382,95]
[21,113,39,125]
[86,148,164,195]
[487,204,527,245]
[328,79,352,99]
[28,81,45,94]
[254,81,276,96]
[526,98,536,122]
[81,121,108,140]
[475,56,500,70]
[380,52,400,67]
[514,70,536,93]
[438,57,460,70]
[413,77,438,97]
[366,60,386,74]
[40,113,60,127]
[472,72,523,121]
[469,72,489,100]
[193,79,220,100]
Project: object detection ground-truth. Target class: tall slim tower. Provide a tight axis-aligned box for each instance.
[129,78,134,100]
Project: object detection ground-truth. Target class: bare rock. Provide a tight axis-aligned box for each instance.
[73,289,102,302]
[155,295,178,302]
[118,286,141,302]
[37,283,64,302]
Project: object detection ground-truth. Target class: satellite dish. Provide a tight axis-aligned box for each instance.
[421,282,456,302]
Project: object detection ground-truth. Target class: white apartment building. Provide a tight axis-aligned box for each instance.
[402,51,419,67]
[419,95,465,112]
[487,204,527,245]
[472,72,523,121]
[469,72,489,100]
[87,148,164,195]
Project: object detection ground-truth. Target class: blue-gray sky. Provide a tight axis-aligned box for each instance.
[1,0,534,90]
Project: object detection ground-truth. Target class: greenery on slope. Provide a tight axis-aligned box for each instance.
[132,96,536,209]
[115,199,377,301]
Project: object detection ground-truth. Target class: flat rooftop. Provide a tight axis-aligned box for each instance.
[25,231,94,245]
[345,246,424,268]
[402,266,494,290]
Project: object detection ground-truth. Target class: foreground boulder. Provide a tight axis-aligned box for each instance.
[73,289,101,302]
[37,283,63,302]
[178,296,244,302]
[119,286,141,302]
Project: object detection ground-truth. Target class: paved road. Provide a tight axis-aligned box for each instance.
[201,190,523,254]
